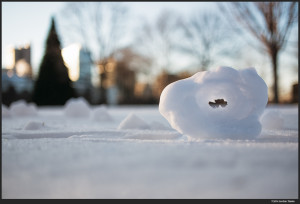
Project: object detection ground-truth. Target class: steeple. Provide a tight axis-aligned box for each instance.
[46,16,61,51]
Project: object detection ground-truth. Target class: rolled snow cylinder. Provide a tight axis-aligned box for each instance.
[159,66,268,139]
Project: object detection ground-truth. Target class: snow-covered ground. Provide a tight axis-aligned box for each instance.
[2,103,298,199]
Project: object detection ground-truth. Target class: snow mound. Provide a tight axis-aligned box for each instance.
[159,66,268,139]
[118,113,150,130]
[92,105,114,122]
[2,105,12,118]
[261,110,284,130]
[10,100,38,116]
[64,97,90,118]
[23,121,45,130]
[149,121,171,130]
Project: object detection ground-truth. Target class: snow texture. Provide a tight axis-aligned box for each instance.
[1,99,298,198]
[64,97,91,118]
[159,66,268,139]
[149,121,171,130]
[23,121,46,130]
[9,100,38,116]
[118,113,150,130]
[92,105,114,122]
[2,105,11,118]
[260,110,284,130]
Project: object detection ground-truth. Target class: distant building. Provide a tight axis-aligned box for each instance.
[2,44,34,95]
[62,44,93,99]
[2,68,34,106]
[2,69,14,92]
[2,68,34,94]
[7,44,33,78]
[96,56,137,105]
[76,48,93,95]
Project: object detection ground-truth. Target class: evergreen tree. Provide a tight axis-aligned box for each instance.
[32,17,76,106]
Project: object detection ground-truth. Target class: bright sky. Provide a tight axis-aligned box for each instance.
[1,2,214,72]
[2,2,63,73]
[2,2,298,100]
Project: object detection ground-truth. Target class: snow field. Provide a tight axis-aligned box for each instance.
[2,137,297,198]
[1,97,298,198]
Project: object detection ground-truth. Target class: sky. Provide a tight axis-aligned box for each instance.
[1,2,215,72]
[1,2,298,100]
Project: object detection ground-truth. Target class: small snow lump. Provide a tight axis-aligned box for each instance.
[64,97,91,118]
[10,100,38,116]
[260,110,284,130]
[23,121,45,130]
[118,113,150,130]
[92,105,114,122]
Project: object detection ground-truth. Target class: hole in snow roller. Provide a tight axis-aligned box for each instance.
[208,99,227,108]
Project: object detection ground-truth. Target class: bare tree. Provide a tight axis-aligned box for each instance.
[133,10,182,80]
[220,2,298,103]
[57,2,128,104]
[111,47,153,104]
[177,11,236,71]
[112,47,152,74]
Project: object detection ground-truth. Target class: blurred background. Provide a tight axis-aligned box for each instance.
[2,2,298,106]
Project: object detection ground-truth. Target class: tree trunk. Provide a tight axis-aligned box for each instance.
[271,50,279,103]
[99,72,107,104]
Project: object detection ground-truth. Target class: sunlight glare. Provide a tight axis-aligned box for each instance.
[5,45,15,69]
[62,43,81,81]
[15,59,30,77]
